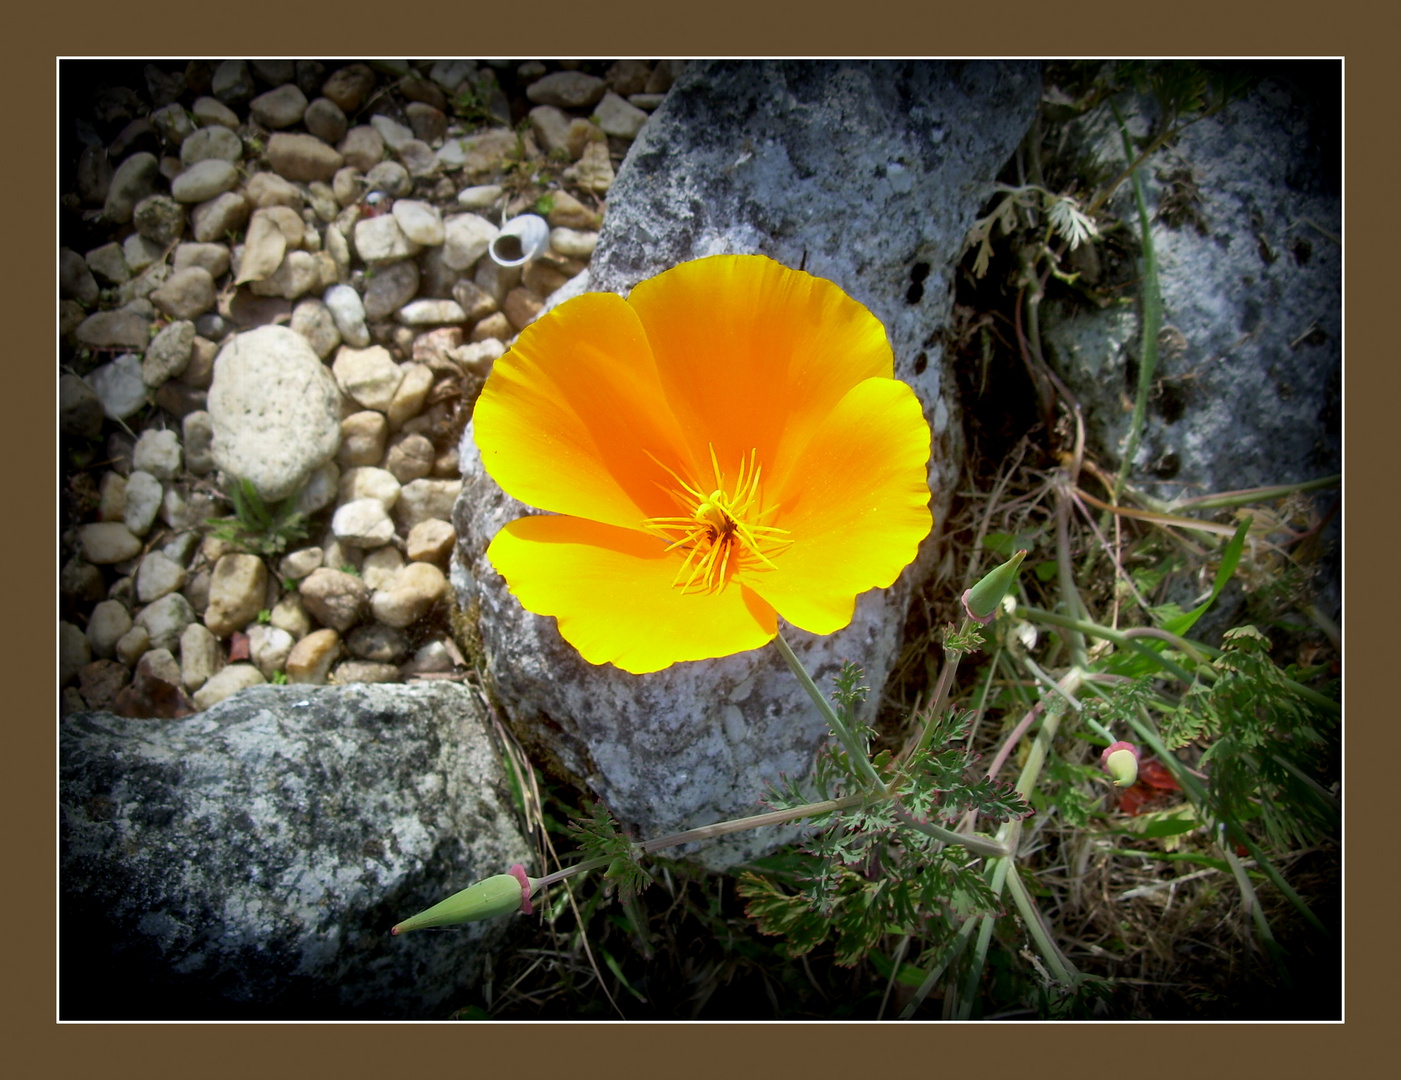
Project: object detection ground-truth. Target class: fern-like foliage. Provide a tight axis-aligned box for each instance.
[1194,626,1339,850]
[565,802,655,902]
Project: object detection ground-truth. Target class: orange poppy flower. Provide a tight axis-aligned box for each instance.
[473,254,933,674]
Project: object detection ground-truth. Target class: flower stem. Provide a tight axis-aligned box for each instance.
[773,631,888,794]
[1110,100,1161,503]
[530,794,867,892]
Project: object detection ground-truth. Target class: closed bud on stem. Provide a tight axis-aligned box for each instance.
[391,863,537,934]
[961,549,1028,624]
[1100,741,1140,787]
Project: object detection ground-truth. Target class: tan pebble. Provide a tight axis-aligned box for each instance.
[406,519,456,564]
[384,433,435,484]
[468,312,513,342]
[192,663,266,710]
[339,411,389,468]
[204,554,269,638]
[387,363,435,428]
[360,545,405,591]
[284,627,342,684]
[269,592,312,640]
[371,562,448,629]
[298,567,370,632]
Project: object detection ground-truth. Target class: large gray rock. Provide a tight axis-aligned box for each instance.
[208,325,343,501]
[453,61,1040,868]
[60,682,532,1019]
[1042,75,1341,502]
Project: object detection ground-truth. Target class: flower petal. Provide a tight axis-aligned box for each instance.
[627,255,894,489]
[472,292,693,531]
[487,514,778,674]
[740,377,932,634]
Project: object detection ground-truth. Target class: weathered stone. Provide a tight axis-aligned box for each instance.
[76,308,150,350]
[181,125,243,166]
[395,478,460,530]
[266,133,344,183]
[250,84,309,129]
[338,126,385,174]
[190,192,250,244]
[283,94,337,145]
[178,621,222,691]
[208,326,344,501]
[60,375,105,440]
[192,663,266,710]
[78,659,131,712]
[386,364,435,428]
[362,260,420,321]
[406,518,455,565]
[150,267,216,321]
[284,627,342,683]
[384,432,435,484]
[190,96,240,131]
[245,172,305,211]
[298,568,370,633]
[321,63,377,113]
[441,213,498,272]
[104,152,159,224]
[359,545,404,591]
[171,159,239,203]
[592,91,649,139]
[112,647,196,719]
[132,194,186,246]
[142,319,196,388]
[1041,76,1341,525]
[331,498,395,549]
[60,682,529,1018]
[332,345,404,411]
[333,660,401,685]
[79,522,142,564]
[345,624,408,663]
[561,141,614,194]
[245,624,294,679]
[452,60,1039,867]
[370,562,447,629]
[136,550,187,603]
[204,554,269,638]
[211,59,254,106]
[87,600,133,659]
[526,71,607,109]
[354,215,420,264]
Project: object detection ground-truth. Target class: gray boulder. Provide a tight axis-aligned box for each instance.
[1042,74,1341,503]
[60,682,532,1019]
[453,61,1040,868]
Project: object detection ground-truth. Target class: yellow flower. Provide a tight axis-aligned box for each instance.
[473,254,933,674]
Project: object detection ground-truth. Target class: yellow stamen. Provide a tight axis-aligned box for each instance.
[641,446,792,593]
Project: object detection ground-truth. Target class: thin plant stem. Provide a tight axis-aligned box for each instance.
[899,916,978,1020]
[1221,829,1290,983]
[1110,99,1161,502]
[1168,474,1341,512]
[531,794,868,892]
[1005,862,1078,985]
[774,632,887,794]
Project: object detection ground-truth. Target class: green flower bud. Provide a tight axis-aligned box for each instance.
[961,549,1028,624]
[1100,741,1140,787]
[392,864,537,934]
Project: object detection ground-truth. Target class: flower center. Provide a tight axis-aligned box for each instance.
[642,447,791,593]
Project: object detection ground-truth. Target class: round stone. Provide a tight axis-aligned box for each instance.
[208,326,344,501]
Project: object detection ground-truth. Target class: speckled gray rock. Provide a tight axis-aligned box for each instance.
[208,326,343,501]
[452,61,1040,867]
[1041,75,1341,505]
[60,682,530,1019]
